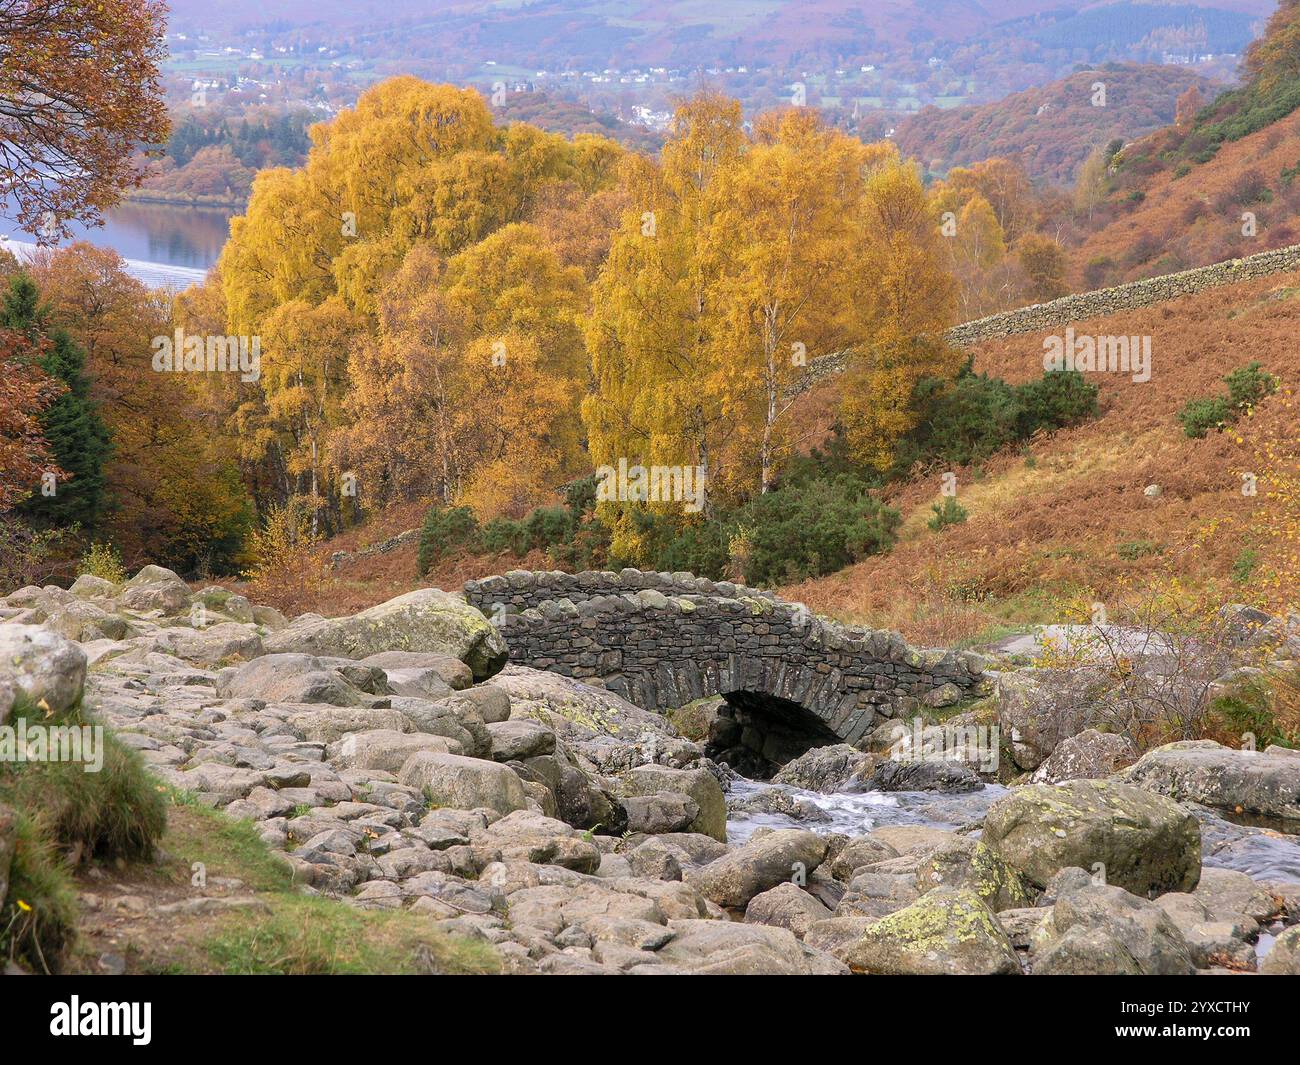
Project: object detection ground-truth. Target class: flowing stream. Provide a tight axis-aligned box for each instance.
[724,776,1300,884]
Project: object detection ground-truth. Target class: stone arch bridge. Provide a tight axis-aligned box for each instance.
[464,569,988,774]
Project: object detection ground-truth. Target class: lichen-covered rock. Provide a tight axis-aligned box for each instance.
[1031,728,1136,784]
[1116,739,1300,825]
[982,778,1201,895]
[1030,882,1195,975]
[840,888,1021,975]
[265,589,507,680]
[995,667,1108,770]
[915,837,1035,911]
[492,666,673,744]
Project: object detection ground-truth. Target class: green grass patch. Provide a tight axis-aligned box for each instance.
[0,696,166,972]
[201,895,501,975]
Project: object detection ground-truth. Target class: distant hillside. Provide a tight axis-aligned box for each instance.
[163,0,1271,99]
[1068,0,1300,286]
[896,65,1222,186]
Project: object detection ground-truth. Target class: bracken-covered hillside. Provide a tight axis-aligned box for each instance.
[896,65,1220,186]
[782,269,1300,642]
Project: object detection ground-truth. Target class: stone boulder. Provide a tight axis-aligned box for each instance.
[1117,740,1300,824]
[864,758,981,793]
[743,882,833,939]
[216,654,376,707]
[1262,925,1300,974]
[265,589,507,680]
[621,792,700,835]
[327,729,459,771]
[0,623,87,714]
[1030,882,1195,975]
[486,719,556,762]
[839,888,1021,975]
[470,810,601,873]
[653,918,847,975]
[829,837,901,881]
[390,695,491,757]
[358,650,473,692]
[162,622,264,667]
[619,764,727,842]
[982,779,1200,896]
[492,665,674,743]
[771,744,873,792]
[914,837,1034,912]
[286,706,414,744]
[995,667,1108,770]
[688,829,826,909]
[397,752,528,816]
[118,564,192,614]
[1030,728,1136,784]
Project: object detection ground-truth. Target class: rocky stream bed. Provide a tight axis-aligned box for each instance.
[2,565,1299,975]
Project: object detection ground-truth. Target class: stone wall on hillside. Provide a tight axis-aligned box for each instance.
[790,243,1300,395]
[948,243,1300,345]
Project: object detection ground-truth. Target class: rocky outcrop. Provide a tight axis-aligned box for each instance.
[1117,740,1300,825]
[0,623,87,714]
[1029,881,1195,975]
[1031,728,1137,784]
[266,588,507,680]
[4,565,1295,977]
[995,667,1108,771]
[837,888,1021,975]
[982,779,1201,895]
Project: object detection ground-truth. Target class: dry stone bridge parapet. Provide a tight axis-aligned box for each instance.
[464,569,988,771]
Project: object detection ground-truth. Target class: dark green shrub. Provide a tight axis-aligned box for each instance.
[1179,363,1278,439]
[927,496,968,532]
[739,476,901,586]
[893,365,1098,473]
[416,505,481,575]
[547,519,612,571]
[522,506,574,553]
[905,371,1020,468]
[1179,396,1233,438]
[1231,547,1259,584]
[481,517,527,556]
[611,508,730,578]
[1224,361,1279,410]
[1014,370,1099,438]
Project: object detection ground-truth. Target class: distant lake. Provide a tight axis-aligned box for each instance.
[0,196,239,271]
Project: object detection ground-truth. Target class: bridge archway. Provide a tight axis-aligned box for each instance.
[463,569,987,773]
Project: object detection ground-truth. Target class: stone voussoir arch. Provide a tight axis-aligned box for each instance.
[464,569,988,770]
